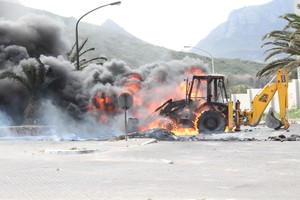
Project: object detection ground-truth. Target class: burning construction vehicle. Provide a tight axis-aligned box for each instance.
[138,73,229,135]
[86,66,290,137]
[134,68,290,136]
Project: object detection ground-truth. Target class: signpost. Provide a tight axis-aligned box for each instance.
[117,93,133,140]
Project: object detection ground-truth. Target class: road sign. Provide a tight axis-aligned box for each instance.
[118,93,134,140]
[117,93,133,110]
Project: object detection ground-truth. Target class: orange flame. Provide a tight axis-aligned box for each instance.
[138,66,207,135]
[87,91,120,124]
[87,66,207,136]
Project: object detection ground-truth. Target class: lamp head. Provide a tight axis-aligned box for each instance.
[110,1,121,6]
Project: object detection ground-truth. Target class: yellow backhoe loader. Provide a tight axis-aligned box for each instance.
[228,68,289,132]
[146,68,289,135]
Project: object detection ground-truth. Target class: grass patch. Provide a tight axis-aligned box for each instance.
[261,108,300,121]
[288,109,300,118]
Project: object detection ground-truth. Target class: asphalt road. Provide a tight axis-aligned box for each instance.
[0,123,300,200]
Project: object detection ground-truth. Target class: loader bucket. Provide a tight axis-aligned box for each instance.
[265,107,282,130]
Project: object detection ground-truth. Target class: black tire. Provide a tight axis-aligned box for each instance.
[197,110,226,134]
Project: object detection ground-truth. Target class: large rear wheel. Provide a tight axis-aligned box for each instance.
[197,110,226,134]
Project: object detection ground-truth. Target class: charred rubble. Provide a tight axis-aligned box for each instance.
[267,134,300,141]
[126,128,300,142]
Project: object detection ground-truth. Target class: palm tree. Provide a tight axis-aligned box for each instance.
[68,38,108,70]
[0,58,53,125]
[258,12,300,77]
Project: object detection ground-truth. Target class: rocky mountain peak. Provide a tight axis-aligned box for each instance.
[193,0,294,61]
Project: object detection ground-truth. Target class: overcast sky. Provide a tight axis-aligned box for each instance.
[18,0,272,50]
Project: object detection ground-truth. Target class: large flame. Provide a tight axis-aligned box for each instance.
[87,65,207,135]
[87,91,120,124]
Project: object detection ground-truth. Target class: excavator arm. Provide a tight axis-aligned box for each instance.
[232,69,290,131]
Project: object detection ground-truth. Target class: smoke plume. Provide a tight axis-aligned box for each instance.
[0,12,208,139]
[0,14,69,58]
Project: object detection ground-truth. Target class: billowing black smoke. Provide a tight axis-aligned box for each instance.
[0,13,71,125]
[0,14,69,58]
[0,12,208,138]
[0,45,28,69]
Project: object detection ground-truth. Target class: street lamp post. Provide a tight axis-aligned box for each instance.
[184,45,215,74]
[75,1,121,70]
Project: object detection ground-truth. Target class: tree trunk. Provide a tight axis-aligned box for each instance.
[23,96,41,125]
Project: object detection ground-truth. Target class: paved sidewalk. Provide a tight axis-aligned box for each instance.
[0,136,300,200]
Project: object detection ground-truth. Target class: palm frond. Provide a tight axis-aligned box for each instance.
[79,47,95,57]
[68,38,89,64]
[262,41,290,49]
[284,59,300,71]
[257,58,294,77]
[79,57,108,70]
[262,30,292,41]
[0,71,32,92]
[279,13,300,23]
[67,43,76,58]
[78,38,88,53]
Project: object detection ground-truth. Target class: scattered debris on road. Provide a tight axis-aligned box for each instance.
[267,134,300,142]
[124,128,300,142]
[129,128,178,141]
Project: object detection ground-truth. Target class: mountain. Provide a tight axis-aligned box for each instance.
[0,0,266,87]
[193,0,294,62]
[0,1,180,67]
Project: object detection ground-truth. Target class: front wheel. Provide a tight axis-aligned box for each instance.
[197,110,226,134]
